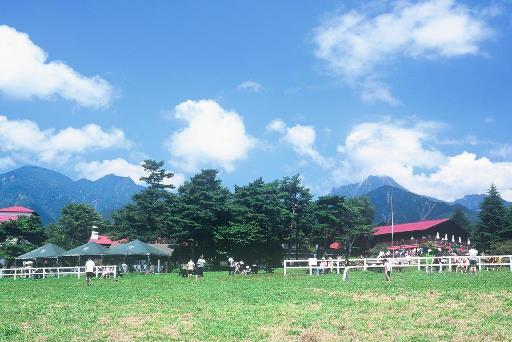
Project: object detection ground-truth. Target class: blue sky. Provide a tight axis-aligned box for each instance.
[0,0,512,201]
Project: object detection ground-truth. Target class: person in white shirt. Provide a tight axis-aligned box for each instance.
[383,259,392,282]
[468,248,478,274]
[196,255,206,278]
[228,257,235,275]
[187,259,195,278]
[85,259,95,285]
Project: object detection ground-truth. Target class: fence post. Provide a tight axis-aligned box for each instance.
[43,268,46,279]
[114,266,117,279]
[14,268,17,280]
[448,256,452,272]
[336,258,340,275]
[417,257,421,270]
[96,267,99,278]
[77,267,80,278]
[509,256,512,272]
[364,259,367,271]
[57,268,60,279]
[284,261,287,277]
[478,257,482,272]
[309,263,312,276]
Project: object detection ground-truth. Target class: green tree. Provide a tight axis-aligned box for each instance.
[343,197,375,255]
[54,203,103,249]
[0,216,46,261]
[312,195,347,250]
[215,178,287,263]
[278,175,313,257]
[473,184,507,250]
[111,160,177,241]
[451,206,471,233]
[175,169,232,258]
[501,205,512,240]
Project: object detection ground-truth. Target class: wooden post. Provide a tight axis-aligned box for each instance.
[114,266,117,279]
[478,257,482,272]
[336,258,340,275]
[43,268,46,279]
[448,256,452,272]
[509,256,512,272]
[284,260,287,276]
[77,267,80,278]
[309,263,312,276]
[363,259,367,271]
[14,268,17,280]
[57,268,60,279]
[417,257,421,270]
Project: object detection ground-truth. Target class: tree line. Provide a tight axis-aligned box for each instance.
[1,160,512,264]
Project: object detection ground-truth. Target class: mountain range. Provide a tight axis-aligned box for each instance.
[331,177,490,224]
[0,166,143,224]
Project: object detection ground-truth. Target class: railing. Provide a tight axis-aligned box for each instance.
[0,265,117,279]
[283,255,512,276]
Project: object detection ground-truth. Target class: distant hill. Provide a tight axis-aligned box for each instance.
[331,175,406,197]
[0,166,143,224]
[453,194,511,211]
[331,176,479,224]
[366,185,478,225]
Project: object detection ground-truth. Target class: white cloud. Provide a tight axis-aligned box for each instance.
[313,0,493,104]
[267,119,332,168]
[266,119,287,133]
[166,99,256,172]
[333,119,512,201]
[490,144,512,160]
[0,115,130,163]
[75,158,185,188]
[0,25,113,108]
[238,80,262,92]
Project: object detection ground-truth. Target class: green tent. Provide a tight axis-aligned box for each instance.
[16,243,67,259]
[108,239,169,256]
[60,242,110,257]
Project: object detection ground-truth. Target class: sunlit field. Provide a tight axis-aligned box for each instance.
[1,270,512,341]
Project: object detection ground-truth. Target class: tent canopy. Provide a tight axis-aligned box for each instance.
[108,239,169,256]
[16,243,67,259]
[329,241,343,250]
[61,242,110,257]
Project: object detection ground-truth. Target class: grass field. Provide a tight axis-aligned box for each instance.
[1,270,512,341]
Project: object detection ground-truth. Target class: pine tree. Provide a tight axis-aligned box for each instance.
[451,206,471,234]
[473,184,506,250]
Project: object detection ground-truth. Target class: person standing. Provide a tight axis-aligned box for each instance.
[85,258,95,286]
[196,255,206,278]
[187,259,195,278]
[384,258,392,282]
[468,247,479,275]
[228,257,235,275]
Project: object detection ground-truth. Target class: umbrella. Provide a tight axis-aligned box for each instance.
[329,241,343,250]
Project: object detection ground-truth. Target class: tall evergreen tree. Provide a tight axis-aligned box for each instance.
[312,195,347,250]
[473,184,506,250]
[111,160,176,241]
[278,175,313,257]
[175,169,232,258]
[451,206,471,233]
[51,203,103,249]
[344,197,375,255]
[501,205,512,240]
[0,216,45,261]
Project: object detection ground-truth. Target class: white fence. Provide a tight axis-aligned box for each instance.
[0,265,117,279]
[283,255,512,276]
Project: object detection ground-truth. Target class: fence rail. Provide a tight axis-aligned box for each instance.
[0,265,117,279]
[283,255,512,276]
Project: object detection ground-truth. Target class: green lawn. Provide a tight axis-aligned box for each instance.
[1,270,512,341]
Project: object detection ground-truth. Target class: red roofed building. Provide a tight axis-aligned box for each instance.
[89,230,127,247]
[0,206,37,223]
[373,218,468,244]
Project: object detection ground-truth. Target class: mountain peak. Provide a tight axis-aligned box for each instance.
[331,175,405,198]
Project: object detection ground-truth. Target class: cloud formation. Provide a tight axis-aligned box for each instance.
[0,115,130,164]
[0,25,113,108]
[238,80,262,92]
[166,100,255,172]
[334,119,512,201]
[75,158,185,188]
[267,119,331,168]
[313,0,493,104]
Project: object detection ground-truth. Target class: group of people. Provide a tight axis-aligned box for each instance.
[227,257,257,275]
[183,255,206,278]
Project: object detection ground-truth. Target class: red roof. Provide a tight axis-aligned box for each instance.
[89,235,127,246]
[374,218,450,236]
[0,215,19,223]
[0,206,35,213]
